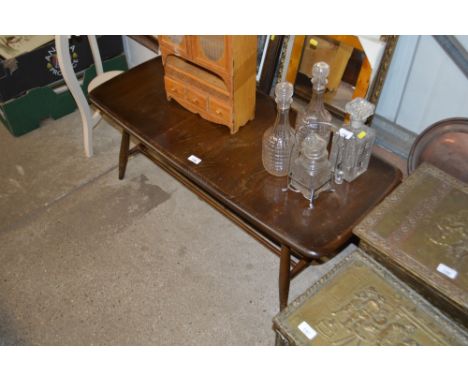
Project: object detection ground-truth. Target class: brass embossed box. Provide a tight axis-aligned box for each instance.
[273,247,468,345]
[353,163,467,325]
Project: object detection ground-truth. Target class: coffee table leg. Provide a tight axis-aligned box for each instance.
[275,245,291,346]
[279,245,291,311]
[275,331,286,346]
[119,130,130,180]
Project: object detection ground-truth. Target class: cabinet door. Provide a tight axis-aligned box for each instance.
[159,35,190,58]
[190,36,230,75]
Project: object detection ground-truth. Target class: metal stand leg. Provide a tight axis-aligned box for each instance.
[119,130,130,180]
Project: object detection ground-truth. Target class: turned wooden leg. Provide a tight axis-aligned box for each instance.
[119,130,130,180]
[275,331,286,346]
[275,245,292,346]
[279,245,291,311]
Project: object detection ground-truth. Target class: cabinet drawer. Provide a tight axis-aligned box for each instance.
[186,86,208,110]
[165,77,185,98]
[209,98,232,123]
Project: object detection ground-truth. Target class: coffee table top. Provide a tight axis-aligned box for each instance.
[90,57,401,259]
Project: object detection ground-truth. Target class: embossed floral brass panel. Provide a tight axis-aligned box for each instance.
[273,247,468,345]
[354,163,467,324]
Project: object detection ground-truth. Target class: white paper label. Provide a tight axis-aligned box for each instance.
[187,155,202,165]
[298,321,317,340]
[437,263,458,279]
[338,128,353,140]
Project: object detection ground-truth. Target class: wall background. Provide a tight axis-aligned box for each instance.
[376,35,468,135]
[123,36,158,69]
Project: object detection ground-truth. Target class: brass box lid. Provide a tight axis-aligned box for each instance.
[273,247,467,345]
[353,163,467,321]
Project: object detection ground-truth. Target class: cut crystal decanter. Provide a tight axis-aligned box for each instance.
[288,133,332,208]
[294,61,333,144]
[262,81,295,177]
[329,97,376,184]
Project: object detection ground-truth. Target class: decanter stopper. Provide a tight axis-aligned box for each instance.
[311,61,329,92]
[275,81,294,110]
[346,97,375,126]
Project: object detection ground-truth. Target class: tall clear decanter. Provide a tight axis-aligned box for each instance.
[294,61,332,144]
[288,134,332,207]
[262,81,295,177]
[329,97,376,183]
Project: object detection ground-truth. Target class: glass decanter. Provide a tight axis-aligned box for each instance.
[288,133,332,208]
[262,81,295,177]
[294,61,333,144]
[329,97,376,184]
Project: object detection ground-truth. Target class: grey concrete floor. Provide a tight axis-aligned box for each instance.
[0,111,345,345]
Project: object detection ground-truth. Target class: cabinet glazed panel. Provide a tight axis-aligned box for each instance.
[191,36,230,75]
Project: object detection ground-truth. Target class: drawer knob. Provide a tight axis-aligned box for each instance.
[215,109,222,115]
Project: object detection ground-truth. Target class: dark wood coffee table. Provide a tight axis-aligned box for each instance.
[90,57,402,311]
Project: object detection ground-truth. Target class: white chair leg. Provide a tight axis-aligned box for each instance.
[56,35,101,158]
[82,116,94,158]
[88,35,104,76]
